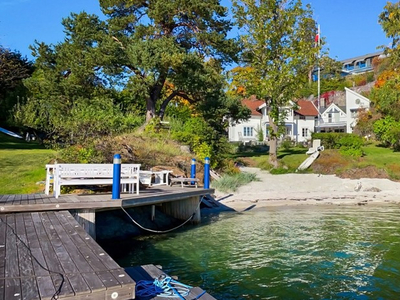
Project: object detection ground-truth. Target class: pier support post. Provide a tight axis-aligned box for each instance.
[204,157,210,189]
[73,209,96,239]
[112,154,121,200]
[160,196,201,224]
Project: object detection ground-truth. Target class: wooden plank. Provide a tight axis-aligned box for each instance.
[12,194,22,205]
[43,213,80,275]
[51,274,75,299]
[4,278,22,300]
[0,279,4,300]
[110,269,136,286]
[23,214,49,277]
[81,272,106,294]
[15,214,35,278]
[0,215,6,281]
[21,277,40,300]
[36,276,56,300]
[20,194,28,205]
[0,195,10,204]
[66,273,91,296]
[5,215,19,278]
[96,271,121,289]
[46,214,94,274]
[58,211,120,271]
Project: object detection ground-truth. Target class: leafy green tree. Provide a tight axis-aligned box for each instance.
[98,0,238,121]
[0,47,33,125]
[379,1,400,65]
[17,0,242,144]
[232,0,318,167]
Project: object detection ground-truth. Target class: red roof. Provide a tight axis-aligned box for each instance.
[242,95,265,116]
[295,100,318,116]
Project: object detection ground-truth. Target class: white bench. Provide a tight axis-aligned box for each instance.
[49,163,140,198]
[139,170,172,187]
[170,177,199,188]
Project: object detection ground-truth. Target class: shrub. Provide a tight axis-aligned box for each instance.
[312,132,344,149]
[312,133,364,157]
[337,134,364,157]
[59,144,105,163]
[211,172,259,193]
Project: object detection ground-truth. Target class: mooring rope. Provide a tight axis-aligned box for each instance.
[120,196,204,234]
[136,275,206,299]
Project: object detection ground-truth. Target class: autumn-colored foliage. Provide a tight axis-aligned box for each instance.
[375,70,397,88]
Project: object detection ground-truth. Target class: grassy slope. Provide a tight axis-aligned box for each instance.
[235,143,400,180]
[0,133,56,194]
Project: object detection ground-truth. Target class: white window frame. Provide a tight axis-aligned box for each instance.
[243,127,253,137]
[302,128,308,137]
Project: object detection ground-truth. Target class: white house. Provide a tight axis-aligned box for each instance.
[229,88,370,143]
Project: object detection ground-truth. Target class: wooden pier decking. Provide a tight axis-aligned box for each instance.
[0,187,214,213]
[0,187,216,299]
[0,210,135,300]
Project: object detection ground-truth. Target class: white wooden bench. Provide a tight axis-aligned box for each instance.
[170,177,199,188]
[139,170,172,187]
[50,163,140,198]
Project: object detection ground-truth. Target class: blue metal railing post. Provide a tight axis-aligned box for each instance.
[204,157,210,189]
[190,158,196,185]
[112,154,121,199]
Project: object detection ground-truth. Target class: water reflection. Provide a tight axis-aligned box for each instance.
[105,205,400,299]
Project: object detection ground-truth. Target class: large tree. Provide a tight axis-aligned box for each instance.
[232,0,318,167]
[0,47,33,125]
[26,0,238,120]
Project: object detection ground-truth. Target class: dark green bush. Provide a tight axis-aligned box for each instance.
[337,134,364,157]
[312,132,364,157]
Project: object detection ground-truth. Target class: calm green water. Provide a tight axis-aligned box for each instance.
[103,206,400,299]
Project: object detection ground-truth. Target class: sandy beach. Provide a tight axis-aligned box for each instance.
[214,167,400,211]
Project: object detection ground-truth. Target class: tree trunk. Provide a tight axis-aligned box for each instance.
[268,117,279,168]
[146,97,156,122]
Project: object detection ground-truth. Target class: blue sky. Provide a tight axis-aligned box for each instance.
[0,0,391,63]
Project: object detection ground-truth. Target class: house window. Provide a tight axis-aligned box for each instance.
[302,128,308,137]
[243,127,253,137]
[299,115,305,120]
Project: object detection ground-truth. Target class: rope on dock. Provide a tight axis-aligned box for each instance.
[120,196,204,234]
[136,275,207,299]
[0,218,65,300]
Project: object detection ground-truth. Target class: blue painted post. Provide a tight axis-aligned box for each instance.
[204,157,210,189]
[190,158,196,185]
[112,154,121,200]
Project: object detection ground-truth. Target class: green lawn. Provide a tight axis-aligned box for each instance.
[233,142,400,179]
[0,132,56,194]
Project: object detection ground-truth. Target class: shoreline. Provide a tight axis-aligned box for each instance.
[213,167,400,211]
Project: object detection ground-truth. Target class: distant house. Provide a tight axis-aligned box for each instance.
[228,88,370,144]
[312,51,385,81]
[341,51,384,75]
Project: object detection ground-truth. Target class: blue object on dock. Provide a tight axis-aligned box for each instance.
[112,154,121,199]
[204,157,210,189]
[191,158,196,185]
[136,276,192,300]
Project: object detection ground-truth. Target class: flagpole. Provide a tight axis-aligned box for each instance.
[317,24,321,132]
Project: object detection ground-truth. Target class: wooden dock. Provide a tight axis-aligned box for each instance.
[0,210,135,300]
[0,187,214,213]
[0,187,216,299]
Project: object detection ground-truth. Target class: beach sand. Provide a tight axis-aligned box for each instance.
[213,167,400,211]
